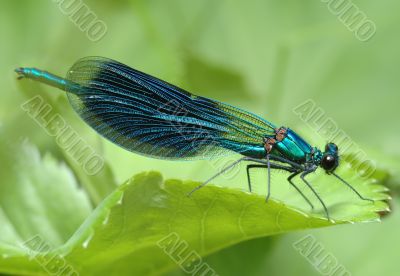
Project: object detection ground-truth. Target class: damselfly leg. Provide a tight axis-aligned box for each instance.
[246,165,314,209]
[300,169,331,220]
[246,164,274,200]
[287,172,314,210]
[188,156,294,197]
[187,157,249,196]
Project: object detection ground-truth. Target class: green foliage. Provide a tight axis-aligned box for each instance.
[1,0,400,275]
[0,141,389,274]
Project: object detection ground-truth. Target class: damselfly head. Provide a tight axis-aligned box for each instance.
[321,142,339,173]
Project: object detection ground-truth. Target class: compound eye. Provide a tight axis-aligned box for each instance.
[321,154,337,172]
[325,143,338,152]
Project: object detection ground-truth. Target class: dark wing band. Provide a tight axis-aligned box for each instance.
[65,57,276,160]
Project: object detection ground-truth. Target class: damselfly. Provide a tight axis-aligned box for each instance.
[16,57,373,220]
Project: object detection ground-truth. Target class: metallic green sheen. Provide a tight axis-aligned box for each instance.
[16,68,68,90]
[274,129,312,162]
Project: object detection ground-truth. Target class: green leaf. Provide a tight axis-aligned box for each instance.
[0,141,92,247]
[15,84,119,206]
[166,236,280,276]
[0,159,388,275]
[0,140,92,274]
[1,1,399,275]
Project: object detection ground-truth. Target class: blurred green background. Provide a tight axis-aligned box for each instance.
[1,0,399,275]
